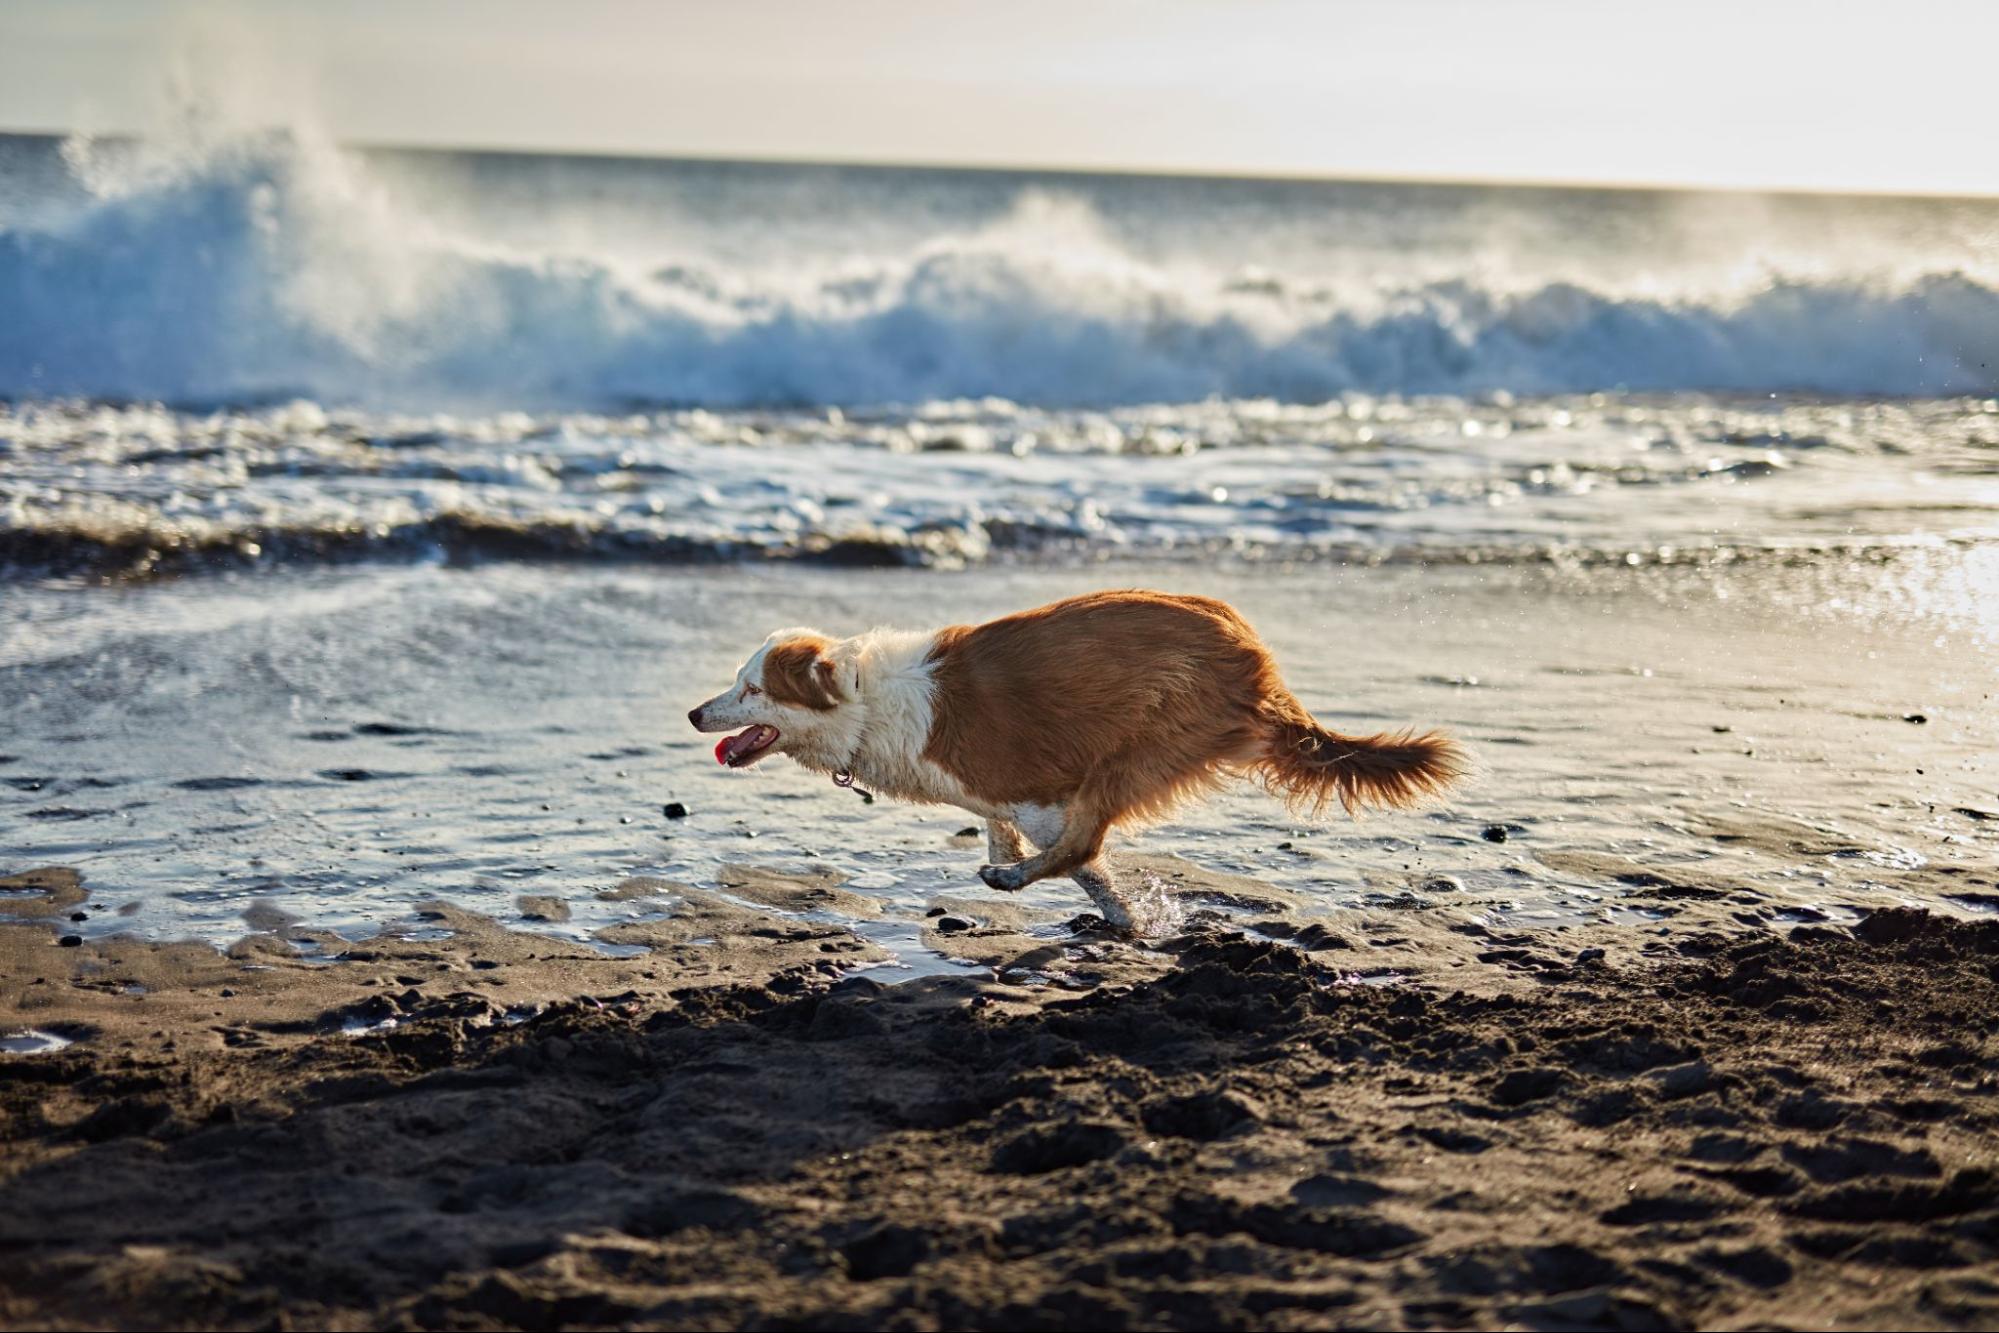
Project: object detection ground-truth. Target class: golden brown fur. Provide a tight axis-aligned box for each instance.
[762,635,843,711]
[921,590,1463,886]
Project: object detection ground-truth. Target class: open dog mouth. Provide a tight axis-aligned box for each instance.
[715,724,780,767]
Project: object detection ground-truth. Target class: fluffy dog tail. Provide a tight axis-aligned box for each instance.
[1252,693,1465,816]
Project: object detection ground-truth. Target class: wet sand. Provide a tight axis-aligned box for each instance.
[4,554,1997,1328]
[4,854,1998,1331]
[6,558,1996,958]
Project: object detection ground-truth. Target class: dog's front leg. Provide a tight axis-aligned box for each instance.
[978,802,1107,895]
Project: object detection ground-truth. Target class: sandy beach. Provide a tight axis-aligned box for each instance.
[5,853,1999,1330]
[1,554,1996,1329]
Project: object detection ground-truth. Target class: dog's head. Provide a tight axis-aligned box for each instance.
[687,629,859,768]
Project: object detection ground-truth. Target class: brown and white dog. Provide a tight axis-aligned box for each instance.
[687,590,1463,930]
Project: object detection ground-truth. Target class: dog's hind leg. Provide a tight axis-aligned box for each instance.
[985,817,1030,864]
[1070,859,1136,931]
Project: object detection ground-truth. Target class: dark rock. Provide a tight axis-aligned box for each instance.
[662,802,689,819]
[935,916,974,934]
[1904,713,1927,724]
[57,935,82,948]
[68,912,87,922]
[955,826,980,837]
[1481,825,1510,843]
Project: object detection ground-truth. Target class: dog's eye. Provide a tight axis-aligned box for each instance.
[743,684,763,697]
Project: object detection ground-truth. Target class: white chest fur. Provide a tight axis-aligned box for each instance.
[787,628,1001,817]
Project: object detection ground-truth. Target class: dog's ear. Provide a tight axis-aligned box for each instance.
[763,638,844,710]
[815,657,844,701]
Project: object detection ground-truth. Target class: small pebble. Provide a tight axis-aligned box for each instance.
[69,911,87,922]
[936,916,974,933]
[1481,825,1509,843]
[662,802,689,819]
[57,935,82,948]
[1276,841,1295,851]
[955,826,980,837]
[1904,713,1927,724]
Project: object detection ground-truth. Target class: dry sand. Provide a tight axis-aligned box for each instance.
[4,855,1997,1331]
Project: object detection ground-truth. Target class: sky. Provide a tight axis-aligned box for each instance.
[1,0,1995,196]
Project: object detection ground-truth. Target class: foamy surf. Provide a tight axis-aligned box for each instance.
[2,131,1995,409]
[5,391,1997,580]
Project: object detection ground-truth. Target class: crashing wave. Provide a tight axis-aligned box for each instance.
[1,132,1995,408]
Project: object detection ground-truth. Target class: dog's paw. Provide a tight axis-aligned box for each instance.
[978,863,1027,892]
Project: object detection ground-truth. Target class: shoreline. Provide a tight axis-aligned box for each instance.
[4,554,1996,1328]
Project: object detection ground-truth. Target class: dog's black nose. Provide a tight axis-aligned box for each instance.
[687,706,704,729]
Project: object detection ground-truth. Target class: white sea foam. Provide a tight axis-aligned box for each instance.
[2,130,1994,409]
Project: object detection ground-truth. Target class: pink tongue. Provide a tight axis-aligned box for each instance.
[715,727,765,765]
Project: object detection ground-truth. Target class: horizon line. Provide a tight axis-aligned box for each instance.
[3,125,1996,204]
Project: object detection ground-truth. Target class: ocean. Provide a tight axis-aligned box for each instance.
[2,129,1995,964]
[3,129,1998,577]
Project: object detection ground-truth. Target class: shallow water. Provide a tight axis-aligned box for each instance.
[3,559,1992,972]
[0,1030,74,1056]
[4,131,1995,973]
